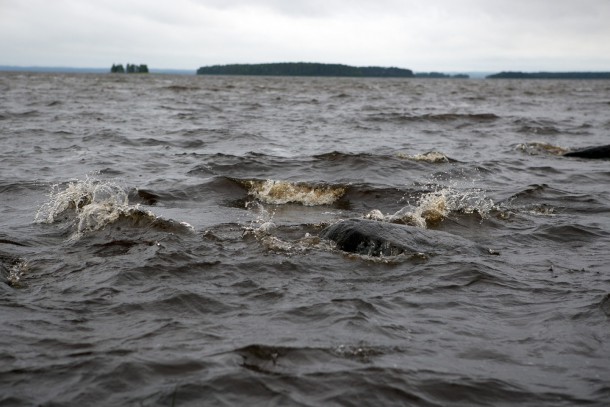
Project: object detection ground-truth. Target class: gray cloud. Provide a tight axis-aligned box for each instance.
[1,0,609,71]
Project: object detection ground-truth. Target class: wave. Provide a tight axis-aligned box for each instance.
[187,151,425,186]
[514,118,561,135]
[397,151,455,163]
[372,185,495,229]
[238,179,346,206]
[245,228,326,255]
[313,151,379,161]
[0,254,29,287]
[240,202,331,255]
[187,152,299,179]
[240,186,494,261]
[366,112,499,123]
[219,344,554,406]
[516,142,568,156]
[531,224,607,244]
[0,180,45,194]
[234,343,389,373]
[160,85,201,92]
[34,177,193,238]
[0,110,39,120]
[500,184,610,216]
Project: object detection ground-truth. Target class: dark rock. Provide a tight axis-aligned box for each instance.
[563,145,610,159]
[320,218,481,257]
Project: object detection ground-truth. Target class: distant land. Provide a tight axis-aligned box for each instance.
[414,72,469,79]
[110,63,149,74]
[196,62,414,77]
[0,66,194,75]
[3,65,609,80]
[487,71,610,79]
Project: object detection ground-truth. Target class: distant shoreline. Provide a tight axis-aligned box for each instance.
[0,66,194,75]
[197,62,415,78]
[2,65,609,80]
[487,71,610,79]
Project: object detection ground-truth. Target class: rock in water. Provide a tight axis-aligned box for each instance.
[319,218,480,257]
[563,145,610,159]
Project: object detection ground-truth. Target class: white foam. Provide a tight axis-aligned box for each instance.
[245,180,345,206]
[243,201,328,254]
[7,260,29,287]
[35,177,189,238]
[390,185,494,228]
[397,151,451,163]
[516,142,568,156]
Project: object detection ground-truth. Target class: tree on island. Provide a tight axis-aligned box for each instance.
[110,63,125,73]
[110,63,149,74]
[196,62,414,78]
[415,72,470,79]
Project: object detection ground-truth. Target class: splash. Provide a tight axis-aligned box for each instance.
[397,151,452,163]
[244,201,277,234]
[516,142,568,156]
[390,186,495,228]
[390,190,448,228]
[7,260,29,288]
[364,209,385,221]
[244,179,345,206]
[35,178,192,238]
[243,201,327,254]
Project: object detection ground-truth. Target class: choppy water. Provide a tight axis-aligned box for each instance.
[1,72,609,406]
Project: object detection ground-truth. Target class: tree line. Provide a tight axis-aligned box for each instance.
[415,72,469,79]
[196,62,414,77]
[487,71,610,79]
[110,63,149,74]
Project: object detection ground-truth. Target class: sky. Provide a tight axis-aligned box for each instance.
[1,0,610,72]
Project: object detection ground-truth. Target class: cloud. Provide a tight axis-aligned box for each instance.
[1,0,609,70]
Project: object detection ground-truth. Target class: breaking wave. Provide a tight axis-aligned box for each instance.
[397,151,454,163]
[242,201,329,254]
[240,179,346,206]
[369,185,495,228]
[366,112,499,123]
[35,177,193,238]
[516,142,569,156]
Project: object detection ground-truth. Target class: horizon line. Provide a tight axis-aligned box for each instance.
[1,64,609,76]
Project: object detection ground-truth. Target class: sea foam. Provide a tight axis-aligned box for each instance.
[35,177,192,238]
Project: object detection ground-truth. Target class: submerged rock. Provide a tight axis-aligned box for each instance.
[320,218,482,257]
[563,145,610,159]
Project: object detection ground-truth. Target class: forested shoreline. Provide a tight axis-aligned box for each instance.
[487,71,610,79]
[196,63,414,77]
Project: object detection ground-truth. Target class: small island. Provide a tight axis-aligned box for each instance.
[487,71,610,79]
[110,63,149,74]
[196,62,414,78]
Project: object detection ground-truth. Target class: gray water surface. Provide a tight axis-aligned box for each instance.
[1,72,609,406]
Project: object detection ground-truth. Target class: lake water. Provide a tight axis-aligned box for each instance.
[1,72,609,406]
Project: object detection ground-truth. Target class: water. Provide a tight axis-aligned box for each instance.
[1,72,609,406]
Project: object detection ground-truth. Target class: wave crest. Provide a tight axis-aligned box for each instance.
[35,178,192,238]
[242,179,346,206]
[389,187,495,228]
[516,142,568,156]
[397,151,453,163]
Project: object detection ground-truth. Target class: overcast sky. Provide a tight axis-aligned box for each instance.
[1,0,609,72]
